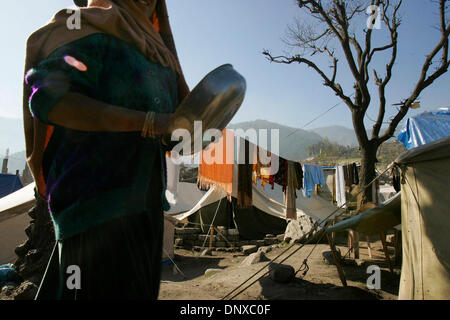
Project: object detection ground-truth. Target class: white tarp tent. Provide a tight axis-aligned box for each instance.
[0,182,176,265]
[172,176,343,226]
[0,183,35,264]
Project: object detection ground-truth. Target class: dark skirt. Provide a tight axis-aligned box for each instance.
[35,206,163,300]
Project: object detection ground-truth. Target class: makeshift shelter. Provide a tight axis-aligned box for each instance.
[172,175,344,240]
[0,174,23,199]
[395,135,450,300]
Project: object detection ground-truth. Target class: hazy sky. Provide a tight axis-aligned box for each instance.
[0,0,449,131]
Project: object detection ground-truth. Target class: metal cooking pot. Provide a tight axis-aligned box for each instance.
[162,64,246,155]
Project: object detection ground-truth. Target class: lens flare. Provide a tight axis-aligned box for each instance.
[64,55,88,72]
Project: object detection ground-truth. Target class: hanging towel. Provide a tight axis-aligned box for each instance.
[285,161,298,220]
[198,129,234,196]
[302,164,326,197]
[165,151,180,205]
[352,163,359,185]
[335,166,347,208]
[294,162,303,190]
[274,158,289,192]
[237,139,253,208]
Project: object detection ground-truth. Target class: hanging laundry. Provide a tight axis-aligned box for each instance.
[285,161,298,220]
[352,163,359,185]
[274,158,288,192]
[342,163,359,186]
[294,162,303,190]
[198,129,234,196]
[165,150,180,205]
[303,164,326,197]
[335,166,347,208]
[392,166,401,192]
[237,139,253,208]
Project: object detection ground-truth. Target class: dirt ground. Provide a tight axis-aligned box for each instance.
[159,239,401,300]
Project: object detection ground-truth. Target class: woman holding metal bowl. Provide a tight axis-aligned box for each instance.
[23,0,189,299]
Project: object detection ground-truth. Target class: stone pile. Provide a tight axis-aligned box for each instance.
[173,227,282,253]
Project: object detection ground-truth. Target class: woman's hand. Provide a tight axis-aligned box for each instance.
[153,113,174,135]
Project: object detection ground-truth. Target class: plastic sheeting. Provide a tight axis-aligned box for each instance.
[326,192,401,235]
[397,108,450,150]
[0,174,23,199]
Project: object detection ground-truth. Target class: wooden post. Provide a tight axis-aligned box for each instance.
[209,225,215,249]
[353,231,359,259]
[326,233,347,287]
[348,230,359,259]
[380,232,393,273]
[394,229,402,266]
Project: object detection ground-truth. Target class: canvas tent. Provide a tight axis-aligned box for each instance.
[395,135,450,300]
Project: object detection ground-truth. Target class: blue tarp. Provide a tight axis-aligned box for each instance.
[0,174,23,199]
[398,108,450,150]
[0,263,18,286]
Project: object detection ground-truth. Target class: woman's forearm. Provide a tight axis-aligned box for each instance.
[48,92,146,132]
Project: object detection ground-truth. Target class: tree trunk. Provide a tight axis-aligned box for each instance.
[357,145,378,209]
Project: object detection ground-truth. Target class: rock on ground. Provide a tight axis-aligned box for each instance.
[12,281,38,300]
[241,245,257,255]
[241,251,270,267]
[321,249,341,265]
[283,216,316,243]
[269,264,295,283]
[204,269,223,277]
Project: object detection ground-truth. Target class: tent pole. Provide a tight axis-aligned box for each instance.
[326,233,347,287]
[380,232,393,273]
[209,225,215,249]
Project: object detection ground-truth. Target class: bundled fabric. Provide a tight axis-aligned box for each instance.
[237,139,253,208]
[303,164,325,197]
[198,129,234,196]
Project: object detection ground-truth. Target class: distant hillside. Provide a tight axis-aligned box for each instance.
[310,125,402,147]
[310,125,358,146]
[227,119,323,160]
[0,117,25,155]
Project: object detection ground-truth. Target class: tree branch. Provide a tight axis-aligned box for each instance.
[263,51,355,109]
[379,0,450,143]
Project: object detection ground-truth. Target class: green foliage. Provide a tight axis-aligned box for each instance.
[306,138,405,168]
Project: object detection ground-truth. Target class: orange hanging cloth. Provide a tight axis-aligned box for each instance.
[198,129,234,196]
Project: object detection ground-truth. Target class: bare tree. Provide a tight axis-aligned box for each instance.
[264,0,450,206]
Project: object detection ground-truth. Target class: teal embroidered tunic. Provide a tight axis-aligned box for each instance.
[25,33,178,240]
